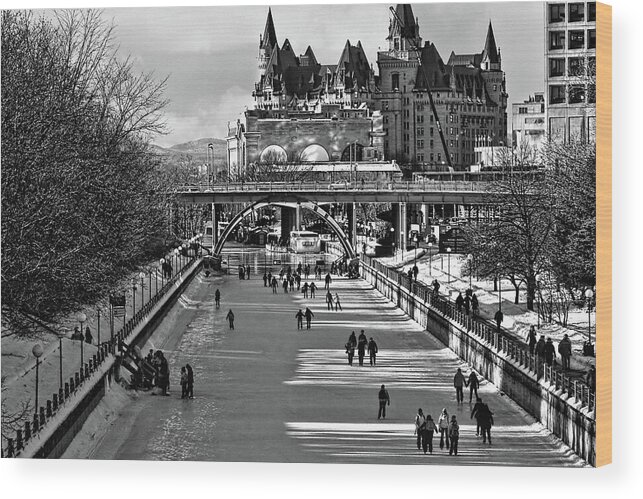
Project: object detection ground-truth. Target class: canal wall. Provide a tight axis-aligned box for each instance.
[15,259,203,459]
[360,259,596,466]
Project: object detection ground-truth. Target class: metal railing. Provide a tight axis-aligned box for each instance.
[2,255,200,458]
[360,255,595,414]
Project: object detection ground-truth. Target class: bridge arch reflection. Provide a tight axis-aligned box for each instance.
[213,200,357,259]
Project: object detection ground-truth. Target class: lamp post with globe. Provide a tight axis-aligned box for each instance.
[584,288,595,356]
[139,271,145,308]
[446,247,452,284]
[77,312,87,368]
[32,343,44,413]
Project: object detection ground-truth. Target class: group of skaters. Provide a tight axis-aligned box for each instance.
[237,264,251,280]
[261,263,330,298]
[345,330,378,366]
[144,349,171,396]
[453,289,480,317]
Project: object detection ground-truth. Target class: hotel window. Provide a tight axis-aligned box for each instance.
[392,74,400,91]
[588,2,596,22]
[430,127,434,136]
[549,3,565,23]
[417,139,424,149]
[430,153,434,162]
[569,3,585,22]
[394,37,400,51]
[568,57,583,77]
[569,30,585,49]
[549,31,565,50]
[430,140,434,149]
[383,100,389,110]
[437,153,442,163]
[568,85,585,104]
[588,29,596,49]
[549,58,565,77]
[549,85,565,104]
[417,154,424,163]
[417,127,424,136]
[417,115,424,123]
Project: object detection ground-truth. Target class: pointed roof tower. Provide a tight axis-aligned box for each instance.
[260,8,278,51]
[481,21,500,65]
[394,4,419,39]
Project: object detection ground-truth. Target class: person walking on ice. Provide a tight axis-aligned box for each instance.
[467,371,479,403]
[325,272,332,290]
[326,290,334,310]
[215,288,221,309]
[334,293,342,311]
[454,368,466,404]
[448,415,460,456]
[309,282,317,298]
[414,408,427,453]
[295,309,305,330]
[226,309,235,330]
[368,337,378,366]
[438,408,450,450]
[377,384,390,420]
[304,307,314,330]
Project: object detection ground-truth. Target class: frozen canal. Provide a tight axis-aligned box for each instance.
[78,250,585,466]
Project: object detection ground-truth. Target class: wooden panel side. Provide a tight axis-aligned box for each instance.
[595,1,612,468]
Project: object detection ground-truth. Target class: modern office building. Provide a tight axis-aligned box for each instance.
[511,92,546,151]
[544,2,596,142]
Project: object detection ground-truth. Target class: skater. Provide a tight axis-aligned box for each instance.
[246,265,250,280]
[263,272,268,287]
[471,294,479,317]
[478,402,494,444]
[467,371,480,403]
[295,309,305,330]
[494,308,503,333]
[282,278,288,293]
[438,408,450,450]
[305,264,310,279]
[326,290,334,310]
[377,384,390,420]
[357,330,368,366]
[527,326,538,354]
[325,272,332,290]
[471,396,485,436]
[558,334,572,370]
[368,337,378,366]
[309,282,317,298]
[448,415,460,455]
[186,363,194,398]
[304,307,314,330]
[415,408,427,452]
[455,292,464,312]
[544,337,556,367]
[226,309,235,330]
[334,293,342,311]
[345,331,357,365]
[180,367,188,399]
[271,276,278,294]
[425,415,439,454]
[454,368,466,404]
[302,282,309,298]
[215,289,221,309]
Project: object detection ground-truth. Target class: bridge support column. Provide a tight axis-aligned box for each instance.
[295,203,301,232]
[212,203,218,252]
[281,206,296,240]
[346,203,357,254]
[399,202,407,253]
[391,202,407,256]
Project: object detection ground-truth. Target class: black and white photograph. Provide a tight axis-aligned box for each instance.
[2,0,609,472]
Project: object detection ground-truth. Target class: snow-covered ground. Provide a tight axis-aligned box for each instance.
[376,249,595,374]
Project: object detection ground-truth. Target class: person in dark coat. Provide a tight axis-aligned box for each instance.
[215,289,221,309]
[295,309,305,330]
[471,294,479,317]
[309,282,317,298]
[304,307,314,330]
[432,279,441,295]
[185,363,194,398]
[263,272,268,287]
[346,332,357,365]
[448,415,460,455]
[302,282,309,298]
[377,384,390,420]
[412,264,419,282]
[527,326,538,354]
[425,415,439,454]
[415,408,427,452]
[271,276,278,293]
[326,290,334,310]
[357,330,368,366]
[368,337,378,366]
[226,309,235,330]
[544,337,556,366]
[535,335,546,361]
[558,334,572,370]
[477,401,494,444]
[494,309,504,333]
[470,396,485,436]
[463,294,471,315]
[455,292,464,312]
[467,371,480,403]
[84,326,93,345]
[325,272,332,290]
[453,368,466,404]
[72,326,83,341]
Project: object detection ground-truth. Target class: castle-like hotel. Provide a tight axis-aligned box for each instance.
[226,4,508,175]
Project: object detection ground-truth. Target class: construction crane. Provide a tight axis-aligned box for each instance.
[389,6,453,169]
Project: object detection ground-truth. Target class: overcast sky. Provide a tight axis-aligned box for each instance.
[42,1,545,147]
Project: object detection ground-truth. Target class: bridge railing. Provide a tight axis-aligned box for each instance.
[1,255,200,458]
[177,180,494,194]
[360,255,595,414]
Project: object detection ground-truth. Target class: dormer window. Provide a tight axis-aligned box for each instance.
[394,37,400,51]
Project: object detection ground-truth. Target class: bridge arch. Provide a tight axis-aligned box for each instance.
[213,200,356,259]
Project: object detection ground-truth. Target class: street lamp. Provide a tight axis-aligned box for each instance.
[497,263,502,312]
[131,278,137,316]
[96,308,101,345]
[467,253,473,291]
[446,247,452,284]
[77,312,87,368]
[584,288,594,345]
[147,268,152,302]
[390,226,395,259]
[413,234,418,263]
[139,271,145,307]
[32,343,43,413]
[427,242,433,276]
[160,258,165,288]
[57,332,65,390]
